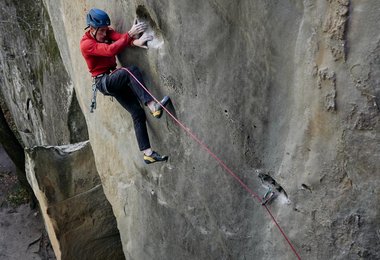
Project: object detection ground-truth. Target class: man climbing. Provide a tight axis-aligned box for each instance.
[80,8,169,164]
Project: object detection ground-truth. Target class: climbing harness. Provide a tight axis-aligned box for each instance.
[90,82,97,113]
[121,67,302,259]
[90,73,115,113]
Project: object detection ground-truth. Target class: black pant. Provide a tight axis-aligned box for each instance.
[96,66,153,151]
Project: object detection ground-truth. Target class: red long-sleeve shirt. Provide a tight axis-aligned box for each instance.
[80,28,133,77]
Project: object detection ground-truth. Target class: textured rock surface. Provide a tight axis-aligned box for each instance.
[0,0,88,147]
[0,1,123,259]
[40,0,380,259]
[25,141,124,260]
[0,0,379,259]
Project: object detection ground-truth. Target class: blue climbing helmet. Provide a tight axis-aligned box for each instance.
[86,8,110,28]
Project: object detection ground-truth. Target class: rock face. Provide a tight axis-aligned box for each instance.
[0,1,123,259]
[42,0,380,259]
[1,0,380,259]
[25,141,124,260]
[0,0,88,147]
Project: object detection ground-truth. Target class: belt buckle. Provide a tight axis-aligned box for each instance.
[94,73,104,80]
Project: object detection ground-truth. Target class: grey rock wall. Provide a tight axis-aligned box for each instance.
[0,1,124,259]
[2,0,379,259]
[25,141,124,260]
[43,0,380,259]
[0,0,88,147]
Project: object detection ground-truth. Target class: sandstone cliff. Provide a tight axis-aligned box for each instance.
[1,0,379,259]
[0,0,123,259]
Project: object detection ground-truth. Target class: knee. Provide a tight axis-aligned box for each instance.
[119,69,130,78]
[128,65,141,75]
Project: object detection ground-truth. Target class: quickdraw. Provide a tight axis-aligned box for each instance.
[90,83,97,113]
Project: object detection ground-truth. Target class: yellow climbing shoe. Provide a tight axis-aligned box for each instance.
[144,151,168,164]
[151,96,170,119]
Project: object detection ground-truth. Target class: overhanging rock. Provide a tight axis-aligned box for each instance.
[25,141,124,260]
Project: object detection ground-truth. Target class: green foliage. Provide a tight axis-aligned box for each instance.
[7,184,29,206]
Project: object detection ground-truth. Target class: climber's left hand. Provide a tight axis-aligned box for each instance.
[132,33,153,49]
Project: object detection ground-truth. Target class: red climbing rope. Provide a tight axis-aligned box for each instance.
[121,67,302,260]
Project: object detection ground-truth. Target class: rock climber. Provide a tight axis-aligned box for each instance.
[80,8,169,164]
